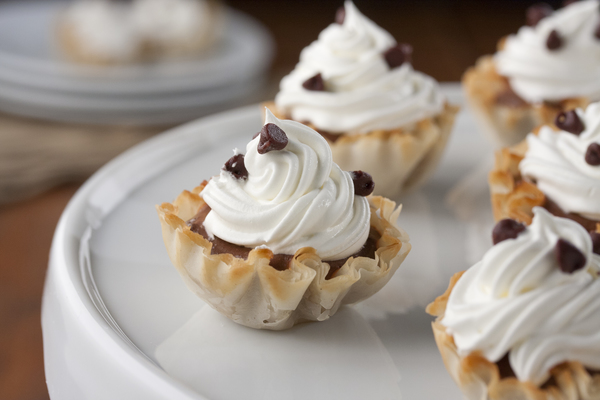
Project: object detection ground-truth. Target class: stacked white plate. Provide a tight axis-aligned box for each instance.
[0,1,274,125]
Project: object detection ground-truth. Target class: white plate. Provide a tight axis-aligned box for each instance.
[0,1,274,95]
[42,84,496,400]
[0,76,266,125]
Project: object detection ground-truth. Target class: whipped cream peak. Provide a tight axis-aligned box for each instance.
[274,1,443,134]
[520,101,600,220]
[442,207,600,385]
[495,0,600,103]
[200,108,371,260]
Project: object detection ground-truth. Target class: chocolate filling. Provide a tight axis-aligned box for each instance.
[513,176,599,231]
[495,86,528,108]
[496,353,599,389]
[186,204,379,279]
[300,121,343,143]
[543,196,599,232]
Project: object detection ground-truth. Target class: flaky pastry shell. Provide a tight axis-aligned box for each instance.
[488,135,545,225]
[463,55,589,147]
[56,0,222,65]
[264,102,459,199]
[427,272,600,400]
[157,182,411,330]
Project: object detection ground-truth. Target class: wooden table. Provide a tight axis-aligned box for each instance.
[0,0,539,398]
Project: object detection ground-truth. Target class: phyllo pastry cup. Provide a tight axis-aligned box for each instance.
[157,182,411,330]
[427,271,600,400]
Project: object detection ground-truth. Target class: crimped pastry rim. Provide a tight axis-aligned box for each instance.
[157,182,411,330]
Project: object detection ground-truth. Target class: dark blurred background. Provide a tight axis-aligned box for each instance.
[0,0,566,399]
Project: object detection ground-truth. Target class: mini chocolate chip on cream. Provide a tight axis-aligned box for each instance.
[383,43,413,69]
[223,154,248,180]
[594,21,600,40]
[492,219,526,245]
[585,143,600,166]
[335,6,345,24]
[257,123,288,154]
[302,73,325,91]
[546,29,562,50]
[590,231,600,255]
[526,3,553,27]
[555,110,584,134]
[350,170,375,196]
[555,238,587,273]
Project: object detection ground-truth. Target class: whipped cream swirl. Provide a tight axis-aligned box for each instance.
[201,109,370,260]
[495,0,600,103]
[520,102,600,220]
[442,208,600,385]
[274,1,443,134]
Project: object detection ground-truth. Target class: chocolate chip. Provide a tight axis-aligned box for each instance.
[546,29,563,50]
[585,143,600,166]
[555,238,587,273]
[555,110,585,135]
[223,154,248,180]
[302,73,325,91]
[595,21,600,40]
[562,0,578,6]
[492,219,526,245]
[590,231,600,255]
[526,3,553,27]
[350,171,374,196]
[335,6,345,24]
[257,123,288,154]
[383,43,413,69]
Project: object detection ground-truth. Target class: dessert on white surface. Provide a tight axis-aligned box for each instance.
[429,208,600,399]
[157,109,411,330]
[268,1,458,198]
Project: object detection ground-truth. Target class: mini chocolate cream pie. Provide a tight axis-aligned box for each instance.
[463,1,600,146]
[490,101,600,234]
[427,208,600,400]
[157,110,411,330]
[57,0,222,65]
[267,1,458,199]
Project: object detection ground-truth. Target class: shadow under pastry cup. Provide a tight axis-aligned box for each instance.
[264,101,459,199]
[427,272,600,400]
[463,54,589,147]
[488,128,600,231]
[157,182,411,331]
